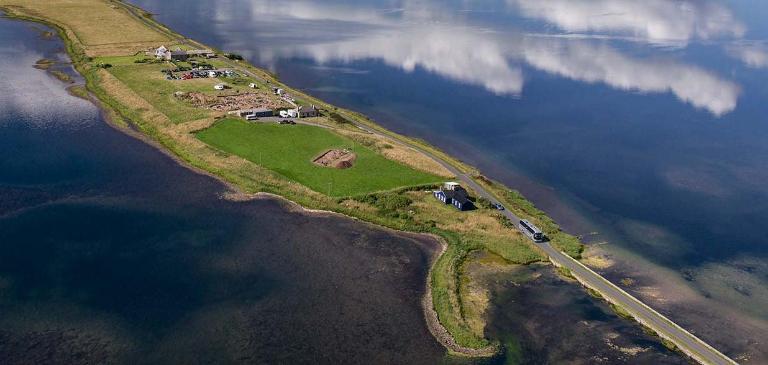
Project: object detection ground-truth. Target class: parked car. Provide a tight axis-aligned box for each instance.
[245,115,258,121]
[278,120,296,125]
[493,203,505,211]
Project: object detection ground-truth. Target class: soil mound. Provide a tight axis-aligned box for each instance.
[313,149,356,169]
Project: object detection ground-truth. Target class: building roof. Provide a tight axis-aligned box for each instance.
[247,107,273,113]
[444,186,470,204]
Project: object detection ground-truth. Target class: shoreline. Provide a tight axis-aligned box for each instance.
[24,30,504,353]
[1,3,715,361]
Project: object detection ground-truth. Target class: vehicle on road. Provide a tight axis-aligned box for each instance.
[278,119,296,125]
[518,219,544,242]
[493,203,505,210]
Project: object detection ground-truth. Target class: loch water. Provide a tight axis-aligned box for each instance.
[0,17,447,364]
[128,0,768,362]
[0,10,699,365]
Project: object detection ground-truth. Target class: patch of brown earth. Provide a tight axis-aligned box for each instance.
[175,91,285,111]
[313,149,356,169]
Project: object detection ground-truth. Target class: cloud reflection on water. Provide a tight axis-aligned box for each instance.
[728,42,768,68]
[227,0,742,115]
[507,0,746,45]
[519,38,740,116]
[0,49,93,128]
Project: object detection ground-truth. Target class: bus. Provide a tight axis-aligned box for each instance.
[518,219,544,242]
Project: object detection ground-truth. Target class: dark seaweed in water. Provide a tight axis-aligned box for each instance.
[0,17,444,365]
[478,263,690,365]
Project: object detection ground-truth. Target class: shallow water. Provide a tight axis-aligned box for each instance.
[127,0,768,361]
[0,17,445,364]
[466,258,687,365]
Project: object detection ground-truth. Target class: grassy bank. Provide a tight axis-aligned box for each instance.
[0,0,583,356]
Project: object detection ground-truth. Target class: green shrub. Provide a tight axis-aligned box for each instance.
[329,112,352,125]
[356,192,413,212]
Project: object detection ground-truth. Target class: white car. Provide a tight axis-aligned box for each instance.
[214,83,226,90]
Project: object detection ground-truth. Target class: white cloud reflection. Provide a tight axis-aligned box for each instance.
[266,25,525,95]
[507,0,745,45]
[215,0,743,116]
[519,39,740,116]
[728,42,768,69]
[0,49,93,128]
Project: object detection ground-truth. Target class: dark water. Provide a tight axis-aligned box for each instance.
[467,258,687,365]
[128,0,768,361]
[0,18,446,364]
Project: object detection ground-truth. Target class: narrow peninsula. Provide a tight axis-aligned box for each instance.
[2,0,613,359]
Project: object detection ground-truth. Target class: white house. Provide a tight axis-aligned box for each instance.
[154,45,168,58]
[298,105,319,118]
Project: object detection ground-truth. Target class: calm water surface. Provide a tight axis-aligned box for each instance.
[128,0,768,362]
[0,10,701,365]
[0,17,446,364]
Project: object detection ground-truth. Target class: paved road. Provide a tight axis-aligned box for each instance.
[116,3,737,364]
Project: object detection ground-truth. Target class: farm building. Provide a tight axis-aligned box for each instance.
[298,105,319,118]
[433,182,473,211]
[153,46,216,61]
[239,108,274,118]
[166,50,189,61]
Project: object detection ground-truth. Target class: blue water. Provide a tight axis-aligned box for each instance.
[0,9,705,364]
[129,0,768,361]
[0,17,447,364]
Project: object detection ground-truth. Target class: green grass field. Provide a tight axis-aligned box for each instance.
[107,63,213,123]
[196,119,443,196]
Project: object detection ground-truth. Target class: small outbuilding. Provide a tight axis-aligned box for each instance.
[214,83,226,90]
